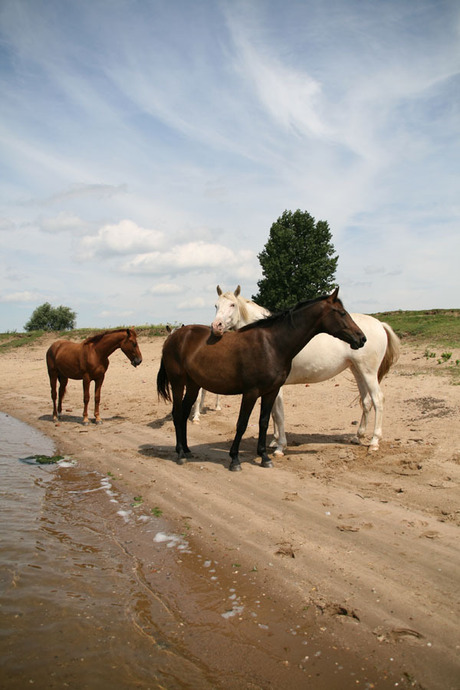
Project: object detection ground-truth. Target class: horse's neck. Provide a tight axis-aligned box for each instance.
[237,297,269,327]
[94,332,123,358]
[275,302,324,360]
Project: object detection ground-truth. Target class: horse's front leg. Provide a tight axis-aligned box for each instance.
[258,390,280,468]
[229,392,258,471]
[94,375,105,424]
[82,375,91,425]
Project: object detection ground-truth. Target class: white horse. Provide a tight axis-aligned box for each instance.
[190,288,270,422]
[211,285,400,454]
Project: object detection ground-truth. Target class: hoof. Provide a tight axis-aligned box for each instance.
[261,460,274,468]
[229,463,242,472]
[95,420,103,425]
[367,444,379,453]
[83,420,89,426]
[177,456,187,465]
[273,449,284,457]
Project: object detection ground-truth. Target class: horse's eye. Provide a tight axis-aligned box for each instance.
[230,303,235,308]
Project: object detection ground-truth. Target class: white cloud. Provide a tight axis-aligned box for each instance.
[78,220,165,260]
[0,217,16,232]
[177,296,206,310]
[123,242,255,275]
[149,283,182,295]
[39,211,87,234]
[0,291,43,303]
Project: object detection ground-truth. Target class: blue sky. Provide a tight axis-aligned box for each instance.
[1,0,459,331]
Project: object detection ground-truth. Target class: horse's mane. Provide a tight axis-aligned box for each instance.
[83,328,130,345]
[238,294,329,332]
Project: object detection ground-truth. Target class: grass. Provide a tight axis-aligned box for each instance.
[372,309,460,348]
[1,312,459,351]
[0,323,176,352]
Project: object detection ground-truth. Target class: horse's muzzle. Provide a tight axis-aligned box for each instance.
[350,334,367,350]
[131,357,142,367]
[211,322,225,337]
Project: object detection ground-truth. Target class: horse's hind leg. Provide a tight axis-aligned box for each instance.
[48,371,58,421]
[257,390,280,468]
[269,389,287,456]
[171,381,199,464]
[191,388,205,423]
[179,383,200,459]
[351,368,383,451]
[57,375,68,420]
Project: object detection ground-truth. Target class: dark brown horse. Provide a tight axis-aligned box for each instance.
[157,288,366,471]
[46,328,142,425]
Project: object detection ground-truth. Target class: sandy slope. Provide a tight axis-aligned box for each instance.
[1,333,459,689]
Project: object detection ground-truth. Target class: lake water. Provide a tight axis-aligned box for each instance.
[0,412,404,689]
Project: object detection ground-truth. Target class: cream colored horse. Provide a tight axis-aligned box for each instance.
[211,286,400,453]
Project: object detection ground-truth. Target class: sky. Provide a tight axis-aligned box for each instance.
[0,0,459,332]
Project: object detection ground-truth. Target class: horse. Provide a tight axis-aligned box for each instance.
[46,328,142,425]
[212,286,400,453]
[157,288,366,471]
[190,286,270,423]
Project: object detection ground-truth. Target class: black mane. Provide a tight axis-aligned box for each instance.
[238,294,330,332]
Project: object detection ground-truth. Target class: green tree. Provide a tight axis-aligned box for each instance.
[24,302,77,331]
[253,209,338,311]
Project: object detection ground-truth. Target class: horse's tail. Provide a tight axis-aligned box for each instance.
[157,358,172,403]
[378,323,401,382]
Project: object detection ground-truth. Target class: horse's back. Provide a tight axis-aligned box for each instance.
[46,339,84,378]
[286,313,389,384]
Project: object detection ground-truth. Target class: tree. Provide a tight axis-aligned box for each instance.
[253,209,338,311]
[24,302,77,332]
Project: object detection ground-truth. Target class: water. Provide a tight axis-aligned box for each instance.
[0,412,405,689]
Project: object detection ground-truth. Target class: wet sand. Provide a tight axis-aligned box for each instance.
[1,333,459,689]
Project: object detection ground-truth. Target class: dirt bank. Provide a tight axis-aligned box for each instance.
[1,334,459,689]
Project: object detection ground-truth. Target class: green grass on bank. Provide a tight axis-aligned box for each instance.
[372,309,460,348]
[1,311,459,352]
[0,324,175,352]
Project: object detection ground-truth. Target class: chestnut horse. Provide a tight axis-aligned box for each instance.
[46,328,142,425]
[157,289,366,471]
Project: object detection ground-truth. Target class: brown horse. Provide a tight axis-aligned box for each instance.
[46,328,142,425]
[157,288,366,471]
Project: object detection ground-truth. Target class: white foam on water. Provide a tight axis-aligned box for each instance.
[153,532,190,552]
[117,510,132,523]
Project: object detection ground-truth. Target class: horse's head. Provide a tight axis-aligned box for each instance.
[211,285,242,336]
[321,288,367,350]
[121,328,143,366]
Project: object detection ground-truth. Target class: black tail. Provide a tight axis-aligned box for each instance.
[157,358,171,402]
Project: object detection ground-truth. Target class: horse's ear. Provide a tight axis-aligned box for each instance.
[331,286,339,301]
[234,285,241,297]
[216,285,222,296]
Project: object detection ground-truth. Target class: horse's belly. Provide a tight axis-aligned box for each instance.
[285,334,349,385]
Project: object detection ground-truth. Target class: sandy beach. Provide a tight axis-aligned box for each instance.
[1,332,459,689]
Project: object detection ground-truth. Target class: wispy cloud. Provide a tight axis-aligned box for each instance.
[0,0,458,329]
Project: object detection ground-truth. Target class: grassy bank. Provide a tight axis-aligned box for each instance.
[1,310,459,353]
[372,309,460,348]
